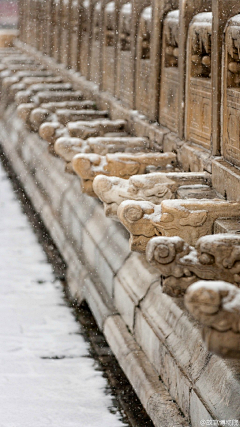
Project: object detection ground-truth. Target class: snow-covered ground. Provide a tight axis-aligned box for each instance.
[0,162,126,427]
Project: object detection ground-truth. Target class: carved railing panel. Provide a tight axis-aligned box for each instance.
[223,15,240,168]
[211,0,240,155]
[69,0,81,70]
[60,0,71,66]
[90,1,102,85]
[185,12,212,150]
[102,0,117,95]
[116,0,150,109]
[79,0,93,78]
[52,0,62,63]
[176,0,212,139]
[135,6,152,117]
[159,10,179,133]
[116,2,132,107]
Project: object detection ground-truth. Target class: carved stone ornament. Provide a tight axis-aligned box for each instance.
[146,234,240,297]
[39,121,67,145]
[185,280,240,358]
[54,136,150,163]
[27,100,97,131]
[15,83,73,104]
[118,199,240,252]
[10,75,63,98]
[2,72,58,105]
[93,171,210,220]
[67,119,126,139]
[40,119,127,147]
[30,108,106,132]
[72,152,177,181]
[15,89,82,107]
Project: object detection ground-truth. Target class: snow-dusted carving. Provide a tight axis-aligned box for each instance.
[39,121,66,145]
[30,109,107,132]
[118,199,240,252]
[93,171,210,220]
[55,136,149,163]
[67,119,126,139]
[56,109,108,126]
[27,100,96,130]
[72,152,177,195]
[5,75,62,103]
[15,89,83,111]
[40,118,127,146]
[146,234,240,297]
[185,280,240,358]
[15,83,73,104]
[72,151,176,180]
[2,71,54,92]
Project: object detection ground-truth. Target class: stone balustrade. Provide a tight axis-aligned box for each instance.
[2,0,240,423]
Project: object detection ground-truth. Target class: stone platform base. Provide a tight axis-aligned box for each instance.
[1,104,240,426]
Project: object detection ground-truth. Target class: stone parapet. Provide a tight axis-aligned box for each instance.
[1,105,240,425]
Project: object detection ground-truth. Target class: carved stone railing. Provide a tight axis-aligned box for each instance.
[9,0,240,368]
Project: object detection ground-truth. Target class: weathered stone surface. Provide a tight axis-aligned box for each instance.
[185,280,240,358]
[146,234,240,297]
[56,109,108,126]
[15,83,73,104]
[67,119,126,139]
[223,14,240,168]
[185,12,212,150]
[34,90,83,105]
[159,10,179,133]
[114,252,160,330]
[54,137,86,162]
[3,100,240,423]
[118,199,240,252]
[39,121,66,145]
[93,171,210,220]
[104,315,188,426]
[72,152,177,180]
[55,136,150,165]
